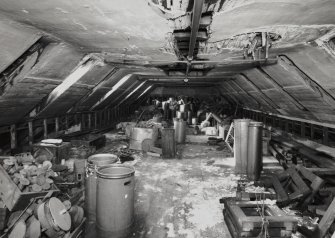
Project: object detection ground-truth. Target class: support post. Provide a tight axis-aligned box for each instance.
[28,121,33,146]
[10,124,17,151]
[43,119,48,139]
[88,113,92,129]
[323,127,329,146]
[301,122,306,138]
[55,117,59,136]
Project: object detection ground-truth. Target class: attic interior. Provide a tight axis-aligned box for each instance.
[1,0,335,237]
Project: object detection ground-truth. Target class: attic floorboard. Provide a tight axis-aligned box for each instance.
[85,134,237,238]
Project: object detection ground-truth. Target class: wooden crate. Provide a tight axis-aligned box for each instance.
[0,166,59,211]
[223,199,297,238]
[33,142,71,164]
[70,134,106,150]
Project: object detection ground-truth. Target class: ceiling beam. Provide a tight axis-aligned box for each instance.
[188,0,204,60]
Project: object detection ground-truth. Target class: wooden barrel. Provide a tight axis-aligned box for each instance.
[161,128,176,158]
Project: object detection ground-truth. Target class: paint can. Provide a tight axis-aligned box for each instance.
[37,197,71,238]
[85,154,118,223]
[96,165,135,238]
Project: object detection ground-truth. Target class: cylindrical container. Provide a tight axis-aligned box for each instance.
[96,165,135,238]
[234,119,251,174]
[179,104,188,112]
[161,128,176,158]
[218,126,225,139]
[37,197,71,238]
[247,122,263,181]
[176,111,184,119]
[85,154,118,223]
[187,111,192,124]
[175,120,186,143]
[192,117,198,125]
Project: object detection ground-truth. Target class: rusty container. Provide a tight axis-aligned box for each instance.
[85,154,118,223]
[96,165,135,238]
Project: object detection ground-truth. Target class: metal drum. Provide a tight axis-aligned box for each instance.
[85,154,118,223]
[175,119,186,143]
[247,122,263,181]
[37,197,71,238]
[192,117,198,125]
[96,165,135,238]
[234,119,251,174]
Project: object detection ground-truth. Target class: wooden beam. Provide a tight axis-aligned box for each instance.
[188,0,205,60]
[88,113,92,129]
[256,67,307,111]
[43,119,48,139]
[10,125,17,150]
[55,117,59,136]
[239,74,280,110]
[28,121,33,146]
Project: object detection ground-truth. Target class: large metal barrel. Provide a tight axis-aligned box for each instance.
[85,154,118,223]
[247,122,263,181]
[234,119,251,174]
[96,165,135,238]
[174,119,186,143]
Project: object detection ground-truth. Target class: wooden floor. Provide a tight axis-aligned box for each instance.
[85,134,238,238]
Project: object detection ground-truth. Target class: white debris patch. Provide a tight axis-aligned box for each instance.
[188,198,224,230]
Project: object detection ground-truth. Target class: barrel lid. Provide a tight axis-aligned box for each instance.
[97,164,135,179]
[48,197,71,231]
[88,154,118,166]
[249,121,263,127]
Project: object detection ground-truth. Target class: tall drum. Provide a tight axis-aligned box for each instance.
[96,165,135,238]
[85,154,118,222]
[247,122,263,181]
[234,119,251,174]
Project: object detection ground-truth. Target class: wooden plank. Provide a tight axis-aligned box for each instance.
[318,197,335,238]
[55,117,59,136]
[271,175,289,203]
[161,128,175,158]
[28,121,33,146]
[10,125,17,150]
[286,167,310,195]
[43,119,48,139]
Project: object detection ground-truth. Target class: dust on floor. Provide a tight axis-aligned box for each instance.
[91,139,239,238]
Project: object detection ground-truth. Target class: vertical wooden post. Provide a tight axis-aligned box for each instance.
[10,124,17,150]
[108,109,111,125]
[323,127,329,145]
[311,124,315,140]
[55,117,59,136]
[285,120,289,132]
[43,119,48,139]
[28,121,33,146]
[301,122,306,138]
[88,113,92,129]
[65,115,69,129]
[81,114,85,130]
[94,112,98,129]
